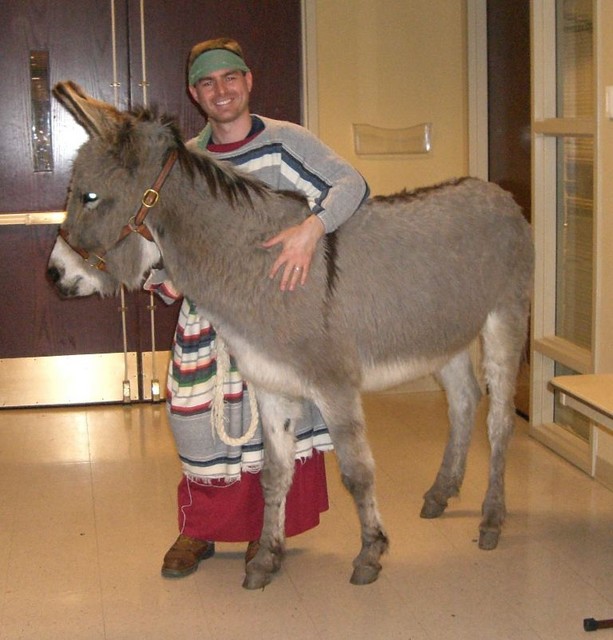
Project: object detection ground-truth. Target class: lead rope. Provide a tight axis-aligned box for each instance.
[211,336,260,446]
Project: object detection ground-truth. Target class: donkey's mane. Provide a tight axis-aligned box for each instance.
[371,177,471,204]
[130,106,306,210]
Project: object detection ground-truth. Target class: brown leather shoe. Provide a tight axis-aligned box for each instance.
[245,540,260,565]
[161,534,215,578]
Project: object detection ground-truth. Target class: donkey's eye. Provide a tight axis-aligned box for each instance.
[82,192,100,210]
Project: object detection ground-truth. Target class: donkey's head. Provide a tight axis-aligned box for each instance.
[47,81,176,297]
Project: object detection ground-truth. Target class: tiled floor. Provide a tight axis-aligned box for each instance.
[0,391,611,639]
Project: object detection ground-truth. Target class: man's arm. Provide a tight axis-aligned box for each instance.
[260,120,369,290]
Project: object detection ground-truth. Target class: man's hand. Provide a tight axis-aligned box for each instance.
[262,215,325,291]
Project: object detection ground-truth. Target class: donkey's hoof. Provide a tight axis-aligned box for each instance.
[420,499,447,519]
[242,569,273,590]
[350,563,381,585]
[242,549,283,590]
[478,529,500,550]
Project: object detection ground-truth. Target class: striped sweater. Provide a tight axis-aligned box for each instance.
[190,115,369,232]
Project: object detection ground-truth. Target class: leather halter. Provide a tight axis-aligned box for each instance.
[59,149,178,271]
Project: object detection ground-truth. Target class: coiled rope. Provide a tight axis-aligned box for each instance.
[211,336,260,446]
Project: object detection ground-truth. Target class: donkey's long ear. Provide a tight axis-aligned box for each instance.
[53,81,125,140]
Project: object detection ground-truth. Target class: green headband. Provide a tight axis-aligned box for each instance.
[189,49,250,85]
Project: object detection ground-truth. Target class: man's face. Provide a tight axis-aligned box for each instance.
[189,68,253,125]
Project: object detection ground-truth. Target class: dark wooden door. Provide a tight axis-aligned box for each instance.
[0,0,301,407]
[487,0,531,223]
[487,0,531,417]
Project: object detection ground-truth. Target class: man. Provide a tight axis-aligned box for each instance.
[156,37,369,578]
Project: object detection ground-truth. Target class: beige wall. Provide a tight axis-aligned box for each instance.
[313,0,469,196]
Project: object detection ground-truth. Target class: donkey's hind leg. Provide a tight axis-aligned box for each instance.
[317,386,389,585]
[242,388,299,590]
[478,308,527,550]
[421,349,482,519]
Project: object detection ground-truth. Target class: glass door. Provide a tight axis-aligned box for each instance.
[530,0,596,472]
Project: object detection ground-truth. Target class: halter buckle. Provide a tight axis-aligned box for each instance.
[142,188,160,208]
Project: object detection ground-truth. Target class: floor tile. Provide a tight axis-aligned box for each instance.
[0,392,612,639]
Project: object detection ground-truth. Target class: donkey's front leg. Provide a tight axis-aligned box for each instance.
[242,388,299,590]
[318,386,389,585]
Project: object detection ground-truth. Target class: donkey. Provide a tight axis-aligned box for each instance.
[48,81,534,590]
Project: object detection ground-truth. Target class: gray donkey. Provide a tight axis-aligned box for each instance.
[48,81,534,590]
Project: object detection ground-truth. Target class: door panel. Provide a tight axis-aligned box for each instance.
[0,1,129,212]
[0,0,301,407]
[2,353,140,406]
[487,0,531,418]
[487,0,531,223]
[0,225,137,358]
[0,0,144,409]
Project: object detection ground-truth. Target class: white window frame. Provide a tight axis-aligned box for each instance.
[530,0,597,474]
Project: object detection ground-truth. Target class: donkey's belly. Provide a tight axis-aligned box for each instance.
[220,330,311,398]
[360,355,450,392]
[219,324,455,396]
